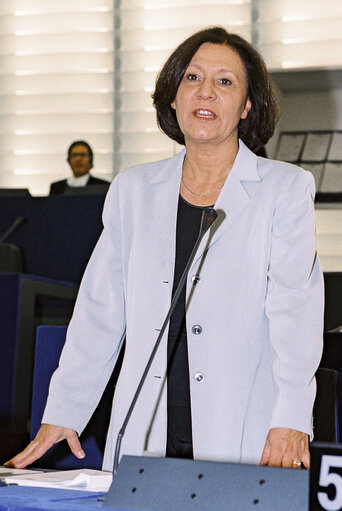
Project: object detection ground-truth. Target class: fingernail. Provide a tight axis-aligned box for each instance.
[78,450,85,459]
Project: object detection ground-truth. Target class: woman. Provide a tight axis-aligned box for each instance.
[6,27,323,471]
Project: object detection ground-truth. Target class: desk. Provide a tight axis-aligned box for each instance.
[0,195,105,283]
[0,486,117,511]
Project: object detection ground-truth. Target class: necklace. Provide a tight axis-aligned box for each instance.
[181,175,224,197]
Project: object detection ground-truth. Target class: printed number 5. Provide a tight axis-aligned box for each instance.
[318,455,342,510]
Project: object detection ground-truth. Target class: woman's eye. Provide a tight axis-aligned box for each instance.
[219,78,232,86]
[186,73,199,81]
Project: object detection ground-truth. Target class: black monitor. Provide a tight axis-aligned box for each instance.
[0,188,31,197]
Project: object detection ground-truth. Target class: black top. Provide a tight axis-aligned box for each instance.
[49,175,109,195]
[166,195,210,459]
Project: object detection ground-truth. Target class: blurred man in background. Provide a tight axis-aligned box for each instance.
[49,140,109,195]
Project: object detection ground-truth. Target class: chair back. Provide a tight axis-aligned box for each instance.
[31,325,118,470]
[314,367,342,443]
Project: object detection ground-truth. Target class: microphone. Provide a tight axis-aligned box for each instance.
[112,206,218,475]
[0,216,27,244]
[200,207,218,234]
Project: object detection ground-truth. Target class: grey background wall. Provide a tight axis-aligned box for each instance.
[266,71,342,272]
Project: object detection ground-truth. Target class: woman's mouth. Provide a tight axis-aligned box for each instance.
[193,109,217,120]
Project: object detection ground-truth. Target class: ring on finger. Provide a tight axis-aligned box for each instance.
[293,460,301,468]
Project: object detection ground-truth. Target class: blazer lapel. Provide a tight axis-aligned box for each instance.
[145,143,261,277]
[192,141,261,268]
[150,150,185,280]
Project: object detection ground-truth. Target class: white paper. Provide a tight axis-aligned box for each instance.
[320,162,342,192]
[301,162,324,191]
[328,132,342,161]
[0,466,42,476]
[4,468,113,492]
[275,133,306,162]
[302,132,331,162]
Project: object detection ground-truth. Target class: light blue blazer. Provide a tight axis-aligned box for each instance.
[43,140,324,471]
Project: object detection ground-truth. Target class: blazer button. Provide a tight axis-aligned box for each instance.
[191,274,201,285]
[192,324,202,335]
[194,372,204,383]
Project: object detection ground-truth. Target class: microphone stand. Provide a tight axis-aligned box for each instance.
[112,207,217,475]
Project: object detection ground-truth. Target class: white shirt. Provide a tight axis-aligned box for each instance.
[66,174,90,187]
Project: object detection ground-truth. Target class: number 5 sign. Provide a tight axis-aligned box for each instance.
[311,443,342,511]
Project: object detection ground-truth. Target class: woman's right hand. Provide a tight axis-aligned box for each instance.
[4,423,85,469]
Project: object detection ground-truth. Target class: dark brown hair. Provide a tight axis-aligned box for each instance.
[67,140,93,165]
[152,27,280,152]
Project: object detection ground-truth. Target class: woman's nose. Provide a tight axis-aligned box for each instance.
[197,79,216,100]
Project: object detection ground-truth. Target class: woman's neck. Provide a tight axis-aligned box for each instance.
[179,140,239,207]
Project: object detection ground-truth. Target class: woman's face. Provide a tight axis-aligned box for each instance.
[171,43,251,148]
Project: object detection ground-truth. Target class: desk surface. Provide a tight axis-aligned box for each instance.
[0,486,115,511]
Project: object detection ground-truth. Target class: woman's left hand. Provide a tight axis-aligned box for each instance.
[259,428,310,469]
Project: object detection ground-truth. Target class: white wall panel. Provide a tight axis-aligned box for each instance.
[0,0,114,195]
[256,0,342,69]
[316,209,342,271]
[117,1,251,172]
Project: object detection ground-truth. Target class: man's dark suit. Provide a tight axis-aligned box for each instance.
[49,175,110,195]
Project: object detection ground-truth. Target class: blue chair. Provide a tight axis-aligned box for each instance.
[30,325,121,470]
[0,273,78,423]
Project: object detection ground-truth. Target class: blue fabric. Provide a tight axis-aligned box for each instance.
[0,486,106,511]
[0,275,77,420]
[30,326,109,470]
[30,326,68,436]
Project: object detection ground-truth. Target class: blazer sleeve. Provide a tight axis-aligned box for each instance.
[42,174,126,434]
[264,170,324,438]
